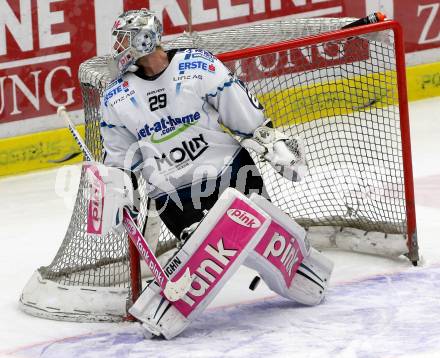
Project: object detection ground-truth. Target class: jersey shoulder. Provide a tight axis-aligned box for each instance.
[102,77,131,106]
[170,48,224,76]
[101,73,139,114]
[173,48,217,61]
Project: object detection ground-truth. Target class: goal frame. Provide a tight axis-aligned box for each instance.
[218,20,417,263]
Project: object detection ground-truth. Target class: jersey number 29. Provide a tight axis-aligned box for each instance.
[149,94,167,112]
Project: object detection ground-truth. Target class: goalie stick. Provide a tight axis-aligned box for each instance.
[57,106,192,302]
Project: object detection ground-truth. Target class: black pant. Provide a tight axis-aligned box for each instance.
[155,149,268,238]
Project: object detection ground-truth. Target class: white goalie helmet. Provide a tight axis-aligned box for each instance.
[111,9,163,74]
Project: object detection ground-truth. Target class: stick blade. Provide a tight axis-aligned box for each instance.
[163,268,192,302]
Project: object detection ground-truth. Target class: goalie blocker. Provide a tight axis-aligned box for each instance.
[130,188,333,339]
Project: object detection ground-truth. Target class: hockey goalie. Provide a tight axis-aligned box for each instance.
[92,8,334,339]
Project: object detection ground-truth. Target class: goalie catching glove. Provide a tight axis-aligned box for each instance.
[241,123,308,181]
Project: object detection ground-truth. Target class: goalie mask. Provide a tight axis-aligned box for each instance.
[111,9,163,74]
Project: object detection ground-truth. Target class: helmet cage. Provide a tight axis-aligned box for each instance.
[111,30,133,57]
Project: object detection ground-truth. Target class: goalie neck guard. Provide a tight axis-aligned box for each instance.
[111,9,163,74]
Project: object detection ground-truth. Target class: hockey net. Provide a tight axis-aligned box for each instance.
[20,18,418,322]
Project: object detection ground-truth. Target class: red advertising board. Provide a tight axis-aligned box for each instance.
[345,0,440,53]
[124,0,344,35]
[395,0,440,53]
[0,0,96,124]
[0,0,439,126]
[226,38,370,82]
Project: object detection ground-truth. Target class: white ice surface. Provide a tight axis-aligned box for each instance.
[0,97,439,357]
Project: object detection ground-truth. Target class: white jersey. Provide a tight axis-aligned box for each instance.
[100,49,265,199]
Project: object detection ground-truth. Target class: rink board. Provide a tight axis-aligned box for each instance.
[0,61,439,177]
